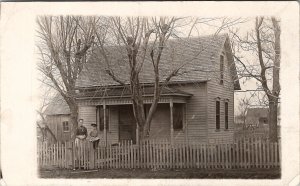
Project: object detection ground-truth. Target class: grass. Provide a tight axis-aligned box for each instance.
[39,168,280,179]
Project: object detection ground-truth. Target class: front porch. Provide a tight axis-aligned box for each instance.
[77,86,192,146]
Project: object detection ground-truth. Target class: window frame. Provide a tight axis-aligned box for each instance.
[98,105,110,132]
[216,100,220,131]
[62,121,69,132]
[219,55,224,85]
[173,103,184,131]
[225,101,229,130]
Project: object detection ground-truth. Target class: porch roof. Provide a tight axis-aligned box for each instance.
[76,86,193,100]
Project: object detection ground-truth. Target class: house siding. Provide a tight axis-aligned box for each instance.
[171,83,208,143]
[78,106,96,139]
[206,47,234,143]
[106,106,119,144]
[149,104,171,140]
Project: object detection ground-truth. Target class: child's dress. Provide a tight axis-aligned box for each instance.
[89,129,100,149]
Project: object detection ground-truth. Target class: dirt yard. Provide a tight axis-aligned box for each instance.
[39,168,280,179]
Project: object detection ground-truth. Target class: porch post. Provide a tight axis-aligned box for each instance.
[184,104,188,144]
[136,124,139,145]
[170,99,174,145]
[103,102,107,147]
[96,106,99,132]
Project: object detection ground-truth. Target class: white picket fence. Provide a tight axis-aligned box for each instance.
[37,137,280,170]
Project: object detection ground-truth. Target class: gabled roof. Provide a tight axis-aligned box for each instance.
[44,94,70,115]
[76,34,240,90]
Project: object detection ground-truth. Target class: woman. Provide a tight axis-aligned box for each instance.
[89,123,100,149]
[75,119,87,147]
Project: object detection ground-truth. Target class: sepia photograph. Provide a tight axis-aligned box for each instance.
[0,2,299,186]
[35,15,281,179]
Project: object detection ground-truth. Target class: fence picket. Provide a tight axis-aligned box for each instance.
[38,137,280,170]
[58,142,61,168]
[162,139,165,168]
[202,143,205,168]
[83,141,86,169]
[190,143,193,168]
[254,140,258,168]
[270,142,274,168]
[229,143,232,169]
[263,140,266,168]
[161,140,163,168]
[247,140,251,168]
[145,140,148,168]
[165,139,168,168]
[52,143,55,166]
[195,143,199,168]
[40,143,43,166]
[267,140,270,168]
[275,142,278,167]
[233,142,237,168]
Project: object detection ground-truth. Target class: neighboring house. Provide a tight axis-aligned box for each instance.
[75,34,241,145]
[234,115,245,125]
[44,94,72,142]
[245,107,269,127]
[235,107,281,139]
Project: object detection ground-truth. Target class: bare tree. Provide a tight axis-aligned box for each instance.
[230,17,280,142]
[36,86,57,142]
[91,17,176,141]
[91,16,244,142]
[36,16,95,138]
[237,96,252,127]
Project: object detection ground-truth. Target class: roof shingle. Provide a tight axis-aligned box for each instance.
[44,94,71,115]
[76,34,240,89]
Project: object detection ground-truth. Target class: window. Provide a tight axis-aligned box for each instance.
[173,103,184,130]
[62,121,69,132]
[99,106,109,131]
[144,104,149,119]
[259,117,268,124]
[216,101,220,130]
[220,55,224,85]
[225,102,229,130]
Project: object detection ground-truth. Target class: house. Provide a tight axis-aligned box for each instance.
[43,94,72,142]
[75,34,241,145]
[245,107,269,127]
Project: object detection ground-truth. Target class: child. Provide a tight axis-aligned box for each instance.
[89,123,100,149]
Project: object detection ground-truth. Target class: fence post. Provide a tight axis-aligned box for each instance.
[89,142,95,169]
[136,125,139,146]
[170,100,174,146]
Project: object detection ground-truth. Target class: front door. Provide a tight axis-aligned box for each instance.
[119,105,136,144]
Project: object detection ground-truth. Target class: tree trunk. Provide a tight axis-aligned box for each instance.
[138,126,145,144]
[269,17,280,143]
[69,103,79,141]
[268,97,278,142]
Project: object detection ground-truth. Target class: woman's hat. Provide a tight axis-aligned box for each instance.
[91,123,97,127]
